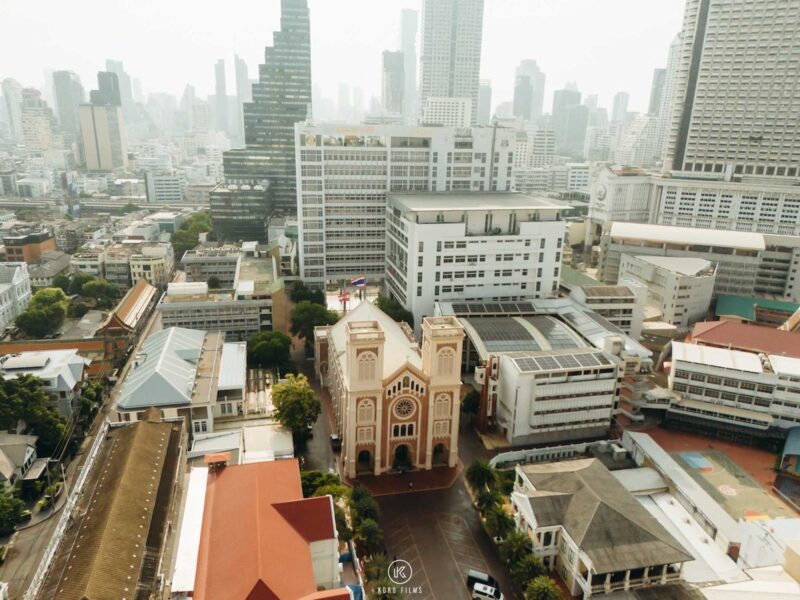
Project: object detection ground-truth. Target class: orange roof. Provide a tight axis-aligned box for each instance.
[690,320,800,358]
[193,459,336,600]
[115,278,157,329]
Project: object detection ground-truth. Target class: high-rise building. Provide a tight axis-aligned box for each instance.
[214,59,228,134]
[477,79,492,126]
[655,34,681,161]
[551,87,581,152]
[52,70,85,135]
[664,0,800,177]
[419,0,484,126]
[79,72,128,171]
[211,0,311,241]
[400,8,418,124]
[105,59,135,116]
[381,50,404,115]
[611,91,629,123]
[647,69,666,116]
[234,54,251,141]
[513,59,546,121]
[91,71,121,106]
[20,88,59,151]
[295,123,516,288]
[1,78,24,143]
[421,97,471,127]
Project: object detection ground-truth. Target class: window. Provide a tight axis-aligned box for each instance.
[357,352,377,380]
[434,394,451,418]
[393,398,416,419]
[392,423,415,437]
[356,427,373,443]
[437,348,455,376]
[357,399,375,423]
[433,420,449,437]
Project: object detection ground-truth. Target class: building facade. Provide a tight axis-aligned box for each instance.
[421,97,472,127]
[79,103,128,171]
[385,192,566,332]
[569,285,644,339]
[381,50,404,115]
[314,302,464,479]
[0,262,31,330]
[295,123,516,287]
[418,0,484,126]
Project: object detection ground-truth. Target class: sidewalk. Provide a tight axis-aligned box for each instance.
[343,462,462,497]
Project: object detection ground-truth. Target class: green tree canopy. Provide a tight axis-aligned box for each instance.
[373,295,414,328]
[356,517,385,556]
[271,373,321,444]
[475,488,502,514]
[290,301,338,349]
[462,389,481,419]
[15,288,69,338]
[290,281,326,306]
[207,275,221,289]
[466,459,498,494]
[511,554,547,590]
[499,530,533,566]
[81,278,120,308]
[484,504,515,540]
[0,487,24,536]
[300,469,341,498]
[247,331,292,370]
[525,576,562,600]
[0,375,67,456]
[172,211,212,260]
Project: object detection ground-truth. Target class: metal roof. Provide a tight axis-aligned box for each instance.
[671,341,764,374]
[609,222,765,250]
[461,315,588,361]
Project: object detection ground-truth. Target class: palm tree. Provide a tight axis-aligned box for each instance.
[499,530,532,566]
[475,488,502,514]
[484,504,515,540]
[525,576,562,600]
[511,554,546,590]
[466,459,498,493]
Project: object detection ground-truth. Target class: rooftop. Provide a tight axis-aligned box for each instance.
[461,315,588,361]
[579,285,637,298]
[715,295,799,322]
[609,222,765,251]
[671,341,764,373]
[388,191,568,212]
[516,458,692,573]
[631,255,716,277]
[691,321,800,358]
[192,460,336,600]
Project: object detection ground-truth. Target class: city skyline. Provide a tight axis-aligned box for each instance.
[2,0,684,115]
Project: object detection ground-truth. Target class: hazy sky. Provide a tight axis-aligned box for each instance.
[1,0,685,114]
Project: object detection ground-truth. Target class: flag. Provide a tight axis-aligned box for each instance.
[350,275,366,288]
[338,292,350,302]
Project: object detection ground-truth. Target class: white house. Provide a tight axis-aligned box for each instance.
[0,350,87,416]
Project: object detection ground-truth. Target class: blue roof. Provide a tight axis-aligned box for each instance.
[784,427,800,457]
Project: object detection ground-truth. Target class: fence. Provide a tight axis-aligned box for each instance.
[489,439,614,469]
[24,419,110,600]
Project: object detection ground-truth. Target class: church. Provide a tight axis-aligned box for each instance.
[314,301,464,479]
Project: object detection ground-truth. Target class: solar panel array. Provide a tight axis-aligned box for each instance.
[524,316,587,350]
[512,351,612,373]
[450,301,536,315]
[464,317,542,353]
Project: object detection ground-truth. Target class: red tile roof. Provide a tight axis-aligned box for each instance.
[690,320,800,358]
[193,459,337,600]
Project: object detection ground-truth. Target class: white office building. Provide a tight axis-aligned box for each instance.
[418,0,484,126]
[619,255,716,327]
[420,97,472,128]
[570,285,644,340]
[295,122,515,287]
[667,342,800,437]
[145,170,187,203]
[385,192,567,333]
[0,263,31,330]
[598,222,800,303]
[663,0,800,177]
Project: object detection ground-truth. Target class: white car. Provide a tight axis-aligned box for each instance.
[472,582,504,600]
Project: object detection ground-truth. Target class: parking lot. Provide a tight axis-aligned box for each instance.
[379,485,518,600]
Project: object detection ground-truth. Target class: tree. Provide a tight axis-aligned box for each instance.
[374,295,414,328]
[68,272,94,295]
[81,279,119,308]
[247,331,292,370]
[119,202,140,214]
[52,273,71,293]
[499,530,532,566]
[351,494,381,527]
[171,211,213,260]
[67,301,90,318]
[475,488,502,514]
[300,469,341,498]
[0,487,24,535]
[290,281,326,306]
[466,459,498,494]
[334,505,352,541]
[525,576,562,600]
[511,554,546,590]
[207,275,221,289]
[356,518,384,556]
[15,288,69,338]
[0,375,67,456]
[290,301,338,349]
[271,373,321,444]
[462,389,481,421]
[484,504,515,540]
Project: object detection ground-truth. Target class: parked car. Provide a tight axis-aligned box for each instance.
[330,434,342,451]
[466,569,499,592]
[472,582,503,600]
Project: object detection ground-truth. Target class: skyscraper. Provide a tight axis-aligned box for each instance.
[513,59,545,121]
[1,78,24,143]
[105,59,135,115]
[551,87,581,152]
[211,0,311,241]
[91,71,121,106]
[664,0,800,177]
[234,54,251,141]
[381,51,404,115]
[647,69,666,116]
[611,91,629,123]
[419,0,484,126]
[477,79,492,125]
[52,70,85,135]
[214,59,228,134]
[20,88,59,151]
[400,9,418,124]
[79,72,128,170]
